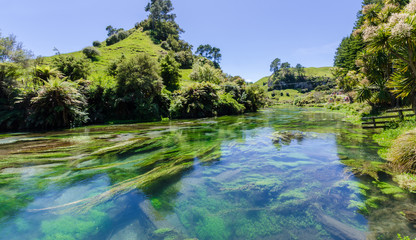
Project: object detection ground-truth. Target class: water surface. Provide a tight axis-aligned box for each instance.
[0,108,415,240]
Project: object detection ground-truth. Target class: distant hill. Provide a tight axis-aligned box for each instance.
[254,67,332,87]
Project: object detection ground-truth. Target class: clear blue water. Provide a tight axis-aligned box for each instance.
[0,108,414,240]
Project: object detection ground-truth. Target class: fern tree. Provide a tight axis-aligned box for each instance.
[28,77,88,129]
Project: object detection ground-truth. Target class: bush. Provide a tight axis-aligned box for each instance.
[92,41,101,47]
[170,82,219,119]
[217,92,245,116]
[388,129,416,173]
[33,65,61,83]
[117,30,129,41]
[115,53,163,121]
[174,50,194,69]
[105,30,130,46]
[53,56,91,80]
[28,77,88,129]
[106,34,119,46]
[315,84,330,91]
[160,54,181,92]
[161,41,171,50]
[0,63,30,130]
[86,84,116,123]
[190,63,223,84]
[82,47,100,60]
[241,84,266,112]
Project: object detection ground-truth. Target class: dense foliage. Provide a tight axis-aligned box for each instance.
[160,54,181,92]
[52,55,91,81]
[28,77,88,129]
[170,81,264,119]
[333,0,416,111]
[114,53,165,121]
[0,0,266,131]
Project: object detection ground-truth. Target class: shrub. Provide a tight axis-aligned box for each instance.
[117,30,129,41]
[241,84,266,112]
[0,63,20,101]
[170,82,219,119]
[106,34,119,46]
[28,77,88,129]
[82,47,100,59]
[174,50,194,69]
[160,54,181,92]
[388,129,416,173]
[92,41,101,47]
[86,84,116,123]
[33,65,61,83]
[0,63,30,130]
[217,92,245,115]
[105,31,130,46]
[115,53,163,121]
[190,63,223,84]
[52,56,91,80]
[161,41,171,50]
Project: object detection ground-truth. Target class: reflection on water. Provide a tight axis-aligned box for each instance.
[0,108,415,239]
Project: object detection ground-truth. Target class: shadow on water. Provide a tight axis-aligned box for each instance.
[0,108,415,239]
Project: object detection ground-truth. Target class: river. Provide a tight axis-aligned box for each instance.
[0,108,414,240]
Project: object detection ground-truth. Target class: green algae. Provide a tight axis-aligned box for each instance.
[341,159,386,180]
[0,108,415,239]
[373,181,406,197]
[40,208,109,240]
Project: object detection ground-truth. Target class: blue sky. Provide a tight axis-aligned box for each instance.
[1,0,362,81]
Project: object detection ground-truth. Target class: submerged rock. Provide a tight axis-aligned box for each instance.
[271,131,305,145]
[138,200,188,237]
[109,220,149,240]
[315,209,367,240]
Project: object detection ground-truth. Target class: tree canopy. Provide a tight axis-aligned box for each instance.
[145,0,176,22]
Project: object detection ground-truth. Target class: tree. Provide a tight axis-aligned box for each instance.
[160,54,181,92]
[28,77,88,129]
[196,44,213,59]
[269,58,281,87]
[0,32,32,65]
[105,25,123,37]
[115,53,163,120]
[211,47,222,66]
[33,65,61,83]
[270,58,281,74]
[334,36,364,71]
[195,44,222,67]
[295,64,305,77]
[357,0,416,109]
[145,0,176,23]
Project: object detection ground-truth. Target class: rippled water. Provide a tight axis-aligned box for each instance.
[0,108,415,240]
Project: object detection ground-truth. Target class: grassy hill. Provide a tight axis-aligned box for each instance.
[46,29,194,81]
[254,67,333,87]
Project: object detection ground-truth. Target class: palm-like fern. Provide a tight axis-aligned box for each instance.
[28,77,88,129]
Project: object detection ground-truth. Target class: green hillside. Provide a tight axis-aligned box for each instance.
[254,66,332,87]
[304,67,332,77]
[46,29,193,80]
